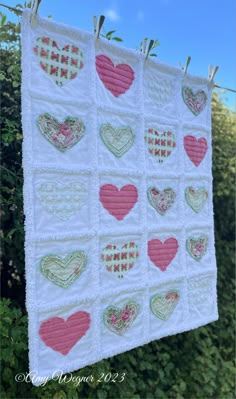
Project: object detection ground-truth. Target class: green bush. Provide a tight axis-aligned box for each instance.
[1,10,235,399]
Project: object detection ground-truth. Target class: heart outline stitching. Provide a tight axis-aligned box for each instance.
[100,123,135,157]
[185,187,208,213]
[150,290,180,320]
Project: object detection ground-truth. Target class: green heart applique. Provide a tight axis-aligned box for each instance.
[186,235,208,261]
[103,301,139,335]
[185,187,208,213]
[150,291,179,320]
[100,123,135,157]
[40,251,87,288]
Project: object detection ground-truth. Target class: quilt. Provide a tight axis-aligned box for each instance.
[21,10,218,385]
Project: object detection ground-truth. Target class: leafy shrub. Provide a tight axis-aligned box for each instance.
[0,10,235,399]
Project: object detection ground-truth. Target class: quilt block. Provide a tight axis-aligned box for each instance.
[21,10,218,385]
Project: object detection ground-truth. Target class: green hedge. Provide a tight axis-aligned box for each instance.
[1,11,235,399]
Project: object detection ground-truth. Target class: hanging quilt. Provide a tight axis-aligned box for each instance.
[21,10,218,385]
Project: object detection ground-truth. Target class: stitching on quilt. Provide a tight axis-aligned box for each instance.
[96,54,135,97]
[33,37,84,86]
[147,187,176,215]
[101,242,139,278]
[36,113,85,152]
[185,187,208,213]
[186,234,208,261]
[182,86,207,115]
[150,290,179,320]
[40,251,87,288]
[145,129,176,163]
[36,181,87,220]
[103,301,139,335]
[100,123,135,157]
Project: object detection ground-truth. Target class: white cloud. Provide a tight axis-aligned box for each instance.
[137,11,144,21]
[104,9,120,22]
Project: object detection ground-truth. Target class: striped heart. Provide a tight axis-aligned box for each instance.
[145,129,176,163]
[100,124,134,157]
[99,184,138,221]
[103,301,139,335]
[182,87,207,115]
[37,113,85,152]
[185,187,208,213]
[40,251,87,288]
[33,37,84,86]
[184,135,208,166]
[147,187,176,215]
[186,235,208,261]
[101,242,139,278]
[150,291,179,320]
[148,238,178,271]
[96,55,135,97]
[39,311,90,355]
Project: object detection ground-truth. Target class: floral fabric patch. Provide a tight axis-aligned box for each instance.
[37,113,85,152]
[147,187,176,215]
[103,301,139,335]
[182,87,207,115]
[186,235,208,261]
[185,187,208,213]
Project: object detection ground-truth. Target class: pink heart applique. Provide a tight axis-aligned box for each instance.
[184,135,208,167]
[39,311,90,355]
[96,55,135,97]
[148,238,178,271]
[99,184,138,221]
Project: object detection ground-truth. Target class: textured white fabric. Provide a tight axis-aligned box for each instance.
[21,10,218,386]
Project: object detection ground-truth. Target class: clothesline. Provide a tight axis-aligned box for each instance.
[0,2,235,94]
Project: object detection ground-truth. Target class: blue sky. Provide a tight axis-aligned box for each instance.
[2,0,236,109]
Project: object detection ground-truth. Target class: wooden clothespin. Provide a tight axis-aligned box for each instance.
[209,66,219,83]
[93,15,105,39]
[183,56,191,75]
[145,39,155,60]
[31,0,41,27]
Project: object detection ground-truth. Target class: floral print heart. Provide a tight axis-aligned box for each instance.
[100,123,135,157]
[33,37,84,86]
[186,234,208,261]
[96,54,135,97]
[148,238,178,271]
[37,113,85,152]
[150,291,179,320]
[145,129,176,163]
[40,251,87,288]
[39,311,90,355]
[147,187,176,215]
[103,301,139,335]
[101,242,139,278]
[182,86,207,115]
[184,135,208,166]
[37,181,87,220]
[185,187,208,213]
[99,184,138,221]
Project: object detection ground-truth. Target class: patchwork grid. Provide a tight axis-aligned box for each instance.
[21,10,218,385]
